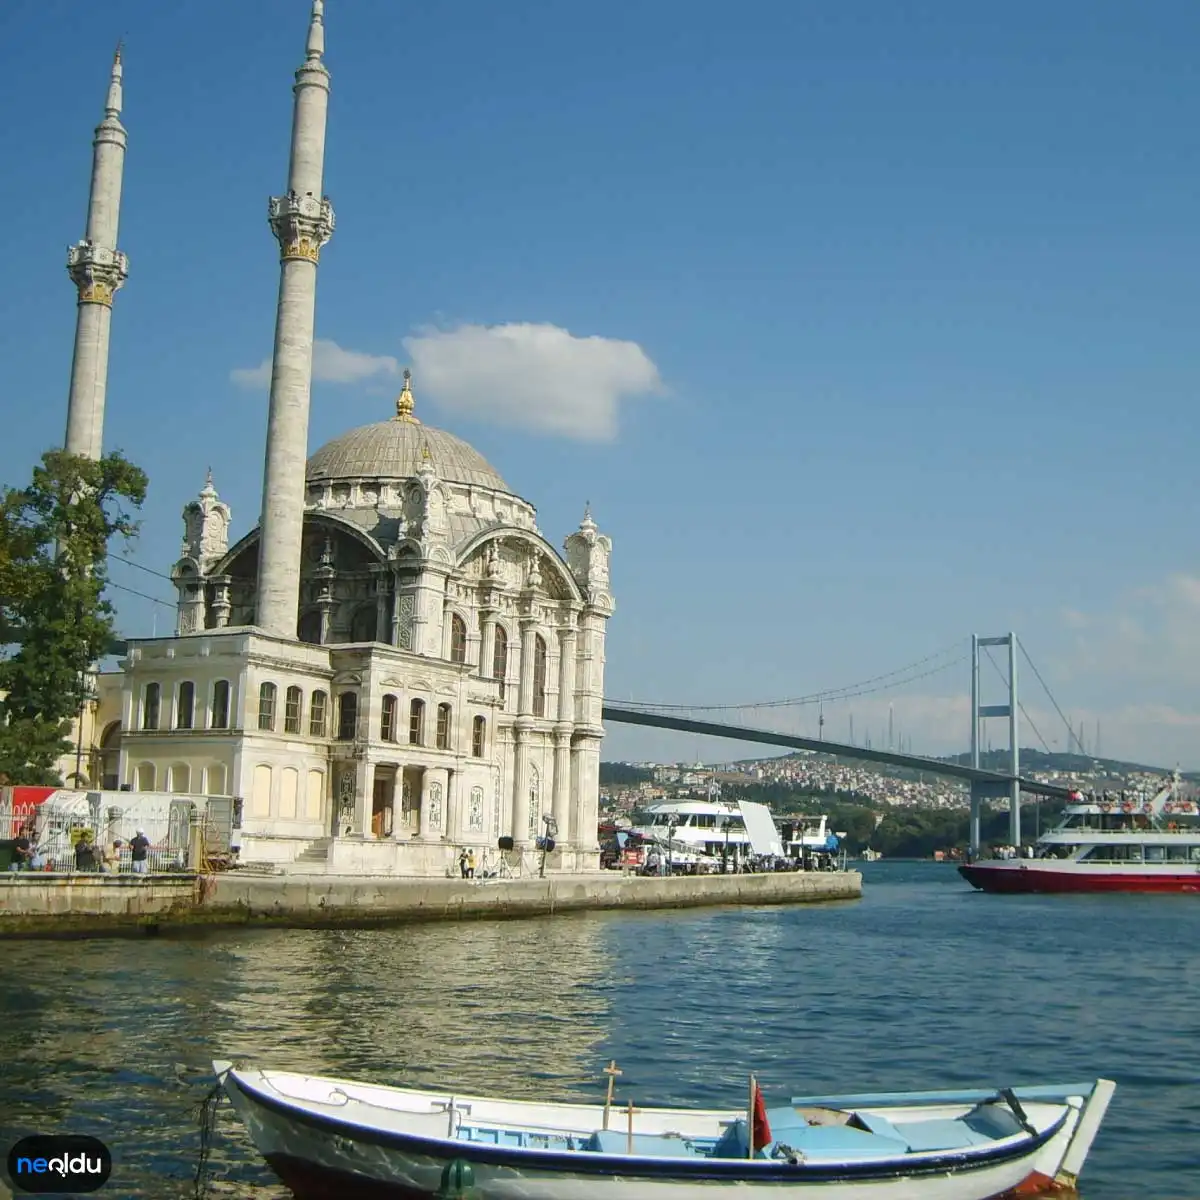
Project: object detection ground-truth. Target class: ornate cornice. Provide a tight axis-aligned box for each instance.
[269,192,335,263]
[67,241,128,306]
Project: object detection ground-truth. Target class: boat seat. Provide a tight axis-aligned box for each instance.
[892,1118,993,1153]
[849,1113,909,1145]
[774,1126,910,1159]
[582,1130,706,1158]
[961,1103,1024,1141]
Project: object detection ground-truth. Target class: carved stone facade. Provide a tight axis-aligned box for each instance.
[107,384,613,876]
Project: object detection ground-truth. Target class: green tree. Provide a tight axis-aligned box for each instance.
[0,450,147,784]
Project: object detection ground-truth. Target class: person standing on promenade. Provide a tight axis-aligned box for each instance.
[130,829,150,875]
[458,848,469,878]
[466,849,476,879]
[9,827,33,872]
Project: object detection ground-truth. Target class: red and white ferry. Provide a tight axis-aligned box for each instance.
[959,773,1200,894]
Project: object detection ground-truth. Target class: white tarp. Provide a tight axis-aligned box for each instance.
[738,799,784,857]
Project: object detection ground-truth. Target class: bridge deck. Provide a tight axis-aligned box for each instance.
[601,705,1072,800]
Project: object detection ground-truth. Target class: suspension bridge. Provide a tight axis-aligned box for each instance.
[602,633,1101,854]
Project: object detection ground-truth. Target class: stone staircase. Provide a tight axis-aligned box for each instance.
[287,838,333,874]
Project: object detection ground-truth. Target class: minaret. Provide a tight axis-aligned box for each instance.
[255,0,336,638]
[64,47,130,460]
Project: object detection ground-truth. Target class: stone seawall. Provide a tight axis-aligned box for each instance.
[0,870,861,938]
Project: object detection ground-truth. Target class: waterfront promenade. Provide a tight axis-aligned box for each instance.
[0,869,861,938]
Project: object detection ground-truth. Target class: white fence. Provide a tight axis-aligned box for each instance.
[5,790,234,874]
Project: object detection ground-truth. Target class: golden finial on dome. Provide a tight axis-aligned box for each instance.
[395,368,417,422]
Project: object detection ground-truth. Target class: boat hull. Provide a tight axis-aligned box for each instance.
[220,1068,1105,1200]
[959,861,1200,894]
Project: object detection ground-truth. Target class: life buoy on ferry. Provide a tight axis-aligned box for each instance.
[1100,801,1113,813]
[1180,801,1195,814]
[1142,802,1154,814]
[1164,801,1176,814]
[1121,801,1134,813]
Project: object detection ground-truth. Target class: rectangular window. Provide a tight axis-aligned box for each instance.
[284,687,302,734]
[436,704,451,750]
[176,682,195,730]
[142,683,161,731]
[258,683,277,732]
[409,699,425,745]
[309,691,328,738]
[381,695,397,742]
[211,681,231,729]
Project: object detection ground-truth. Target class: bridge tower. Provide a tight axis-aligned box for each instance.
[969,633,1021,854]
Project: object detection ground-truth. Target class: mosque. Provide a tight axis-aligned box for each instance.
[58,2,613,875]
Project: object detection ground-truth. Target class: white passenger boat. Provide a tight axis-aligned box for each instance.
[629,799,753,866]
[214,1062,1114,1199]
[961,772,1200,894]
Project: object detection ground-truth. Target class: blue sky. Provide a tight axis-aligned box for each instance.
[3,0,1199,767]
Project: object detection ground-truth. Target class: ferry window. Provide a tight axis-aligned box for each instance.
[1167,846,1190,862]
[1144,845,1165,863]
[1190,847,1200,863]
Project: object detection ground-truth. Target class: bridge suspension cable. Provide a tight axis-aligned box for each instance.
[1017,639,1086,755]
[980,644,1052,754]
[620,639,971,713]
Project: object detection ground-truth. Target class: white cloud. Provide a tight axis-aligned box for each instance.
[403,322,664,441]
[231,339,400,389]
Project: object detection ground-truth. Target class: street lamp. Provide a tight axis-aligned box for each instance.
[666,815,678,877]
[721,816,732,874]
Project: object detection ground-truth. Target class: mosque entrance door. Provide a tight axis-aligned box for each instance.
[371,771,395,839]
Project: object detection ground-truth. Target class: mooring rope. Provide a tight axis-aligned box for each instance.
[193,1075,226,1199]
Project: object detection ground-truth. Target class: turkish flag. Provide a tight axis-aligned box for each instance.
[751,1081,772,1153]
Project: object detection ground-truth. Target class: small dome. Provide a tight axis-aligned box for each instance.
[306,419,511,492]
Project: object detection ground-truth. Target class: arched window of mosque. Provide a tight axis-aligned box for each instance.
[409,698,425,745]
[211,680,231,729]
[436,703,452,750]
[532,635,548,718]
[258,683,277,732]
[337,692,358,741]
[351,606,376,643]
[135,762,156,791]
[381,694,398,742]
[176,681,195,730]
[298,610,322,646]
[142,683,161,731]
[472,715,486,758]
[492,625,509,701]
[284,686,303,734]
[309,690,328,738]
[450,614,467,663]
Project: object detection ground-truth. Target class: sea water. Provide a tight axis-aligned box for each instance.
[0,860,1196,1197]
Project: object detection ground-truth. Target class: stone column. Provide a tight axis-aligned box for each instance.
[479,616,496,680]
[65,51,129,460]
[517,619,537,716]
[418,767,449,840]
[511,722,532,847]
[552,731,572,845]
[255,4,336,638]
[445,768,460,840]
[551,624,577,843]
[414,767,432,838]
[410,567,450,657]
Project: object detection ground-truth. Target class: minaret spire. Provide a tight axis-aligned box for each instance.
[255,0,336,638]
[63,45,130,459]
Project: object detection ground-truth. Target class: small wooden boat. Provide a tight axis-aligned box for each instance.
[214,1062,1113,1199]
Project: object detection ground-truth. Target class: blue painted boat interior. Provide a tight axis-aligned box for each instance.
[454,1100,1027,1161]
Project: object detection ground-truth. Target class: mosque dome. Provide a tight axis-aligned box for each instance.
[305,371,511,493]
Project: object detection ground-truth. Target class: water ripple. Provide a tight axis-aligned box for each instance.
[0,864,1196,1197]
